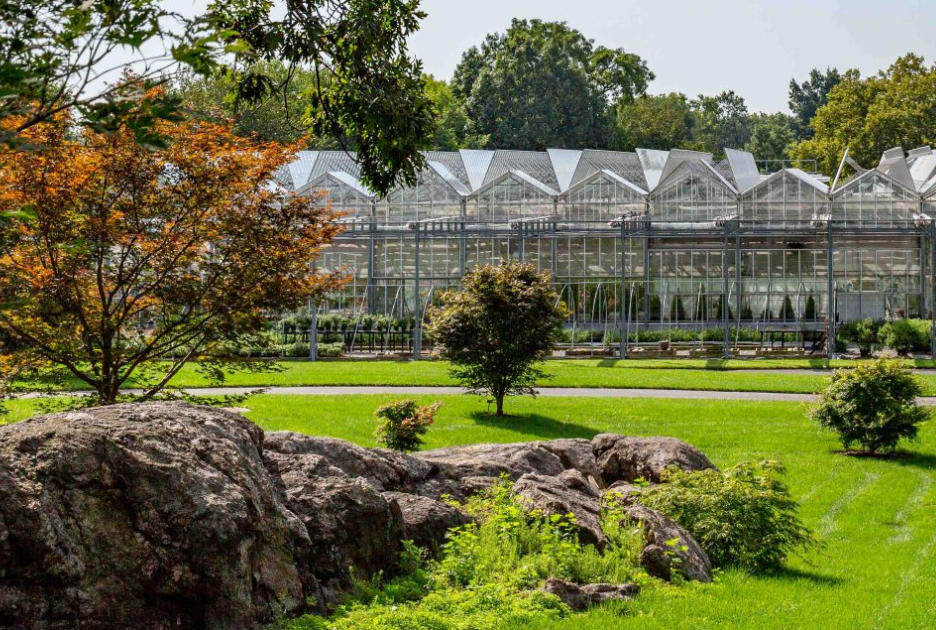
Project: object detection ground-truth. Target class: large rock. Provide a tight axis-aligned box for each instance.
[592,434,716,484]
[264,432,433,490]
[513,470,607,548]
[382,492,472,554]
[0,403,307,630]
[415,439,599,490]
[263,450,405,596]
[542,578,640,611]
[623,506,712,583]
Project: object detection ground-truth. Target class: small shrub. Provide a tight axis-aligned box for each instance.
[632,461,816,572]
[317,342,344,358]
[879,319,929,356]
[809,359,929,453]
[374,399,441,452]
[853,318,877,357]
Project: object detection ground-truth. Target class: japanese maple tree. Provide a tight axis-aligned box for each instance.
[0,103,344,405]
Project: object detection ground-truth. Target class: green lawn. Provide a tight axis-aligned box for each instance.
[160,358,936,394]
[4,393,936,629]
[16,358,936,395]
[239,393,936,630]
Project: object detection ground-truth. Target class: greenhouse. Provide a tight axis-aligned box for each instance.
[278,145,936,358]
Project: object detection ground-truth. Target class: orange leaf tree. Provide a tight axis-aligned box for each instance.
[0,111,344,405]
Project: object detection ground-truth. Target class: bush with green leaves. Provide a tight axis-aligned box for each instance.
[809,359,929,453]
[427,262,567,416]
[436,477,644,590]
[631,461,816,572]
[879,319,930,356]
[853,318,879,357]
[374,400,441,452]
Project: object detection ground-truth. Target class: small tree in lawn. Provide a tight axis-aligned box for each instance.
[808,359,929,454]
[427,262,567,417]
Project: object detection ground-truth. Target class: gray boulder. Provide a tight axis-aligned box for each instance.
[0,403,308,630]
[416,439,599,487]
[592,434,716,484]
[263,454,405,595]
[382,492,472,554]
[513,470,606,548]
[542,578,639,611]
[264,432,433,491]
[624,505,712,583]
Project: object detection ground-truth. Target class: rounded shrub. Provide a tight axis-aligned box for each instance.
[374,399,441,452]
[630,461,815,572]
[809,359,929,454]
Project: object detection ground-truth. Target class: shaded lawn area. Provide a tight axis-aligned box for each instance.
[239,394,936,630]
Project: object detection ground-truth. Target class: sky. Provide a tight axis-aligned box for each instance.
[153,0,936,114]
[408,0,936,113]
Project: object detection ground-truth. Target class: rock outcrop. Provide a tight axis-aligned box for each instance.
[0,404,720,629]
[0,403,307,630]
[382,492,472,554]
[592,434,716,484]
[514,470,606,548]
[541,578,640,611]
[623,506,713,583]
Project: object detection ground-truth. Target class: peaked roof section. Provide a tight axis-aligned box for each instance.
[459,150,495,191]
[741,168,828,197]
[426,161,471,195]
[636,149,669,191]
[472,168,559,198]
[877,147,916,191]
[565,168,648,197]
[547,149,583,192]
[425,151,470,189]
[275,151,320,189]
[298,170,375,199]
[571,150,648,191]
[832,167,920,198]
[653,156,738,197]
[309,151,362,182]
[484,150,560,190]
[909,154,936,191]
[725,148,762,193]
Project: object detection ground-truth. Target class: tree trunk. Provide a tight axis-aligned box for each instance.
[495,395,505,417]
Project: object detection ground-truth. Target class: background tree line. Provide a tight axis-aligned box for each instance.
[176,18,936,176]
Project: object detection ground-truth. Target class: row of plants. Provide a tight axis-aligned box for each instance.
[835,318,933,356]
[561,327,765,344]
[281,315,418,333]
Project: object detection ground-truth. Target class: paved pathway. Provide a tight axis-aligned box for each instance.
[18,385,936,405]
[163,385,936,406]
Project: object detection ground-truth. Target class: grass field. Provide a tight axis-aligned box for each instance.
[240,394,936,630]
[4,392,935,629]
[15,358,936,395]
[88,358,936,395]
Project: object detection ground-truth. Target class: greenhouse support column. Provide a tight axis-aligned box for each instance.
[827,220,835,359]
[367,225,377,315]
[643,234,651,323]
[413,224,422,360]
[619,219,628,359]
[930,223,936,356]
[722,224,731,358]
[309,300,318,362]
[735,234,742,338]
